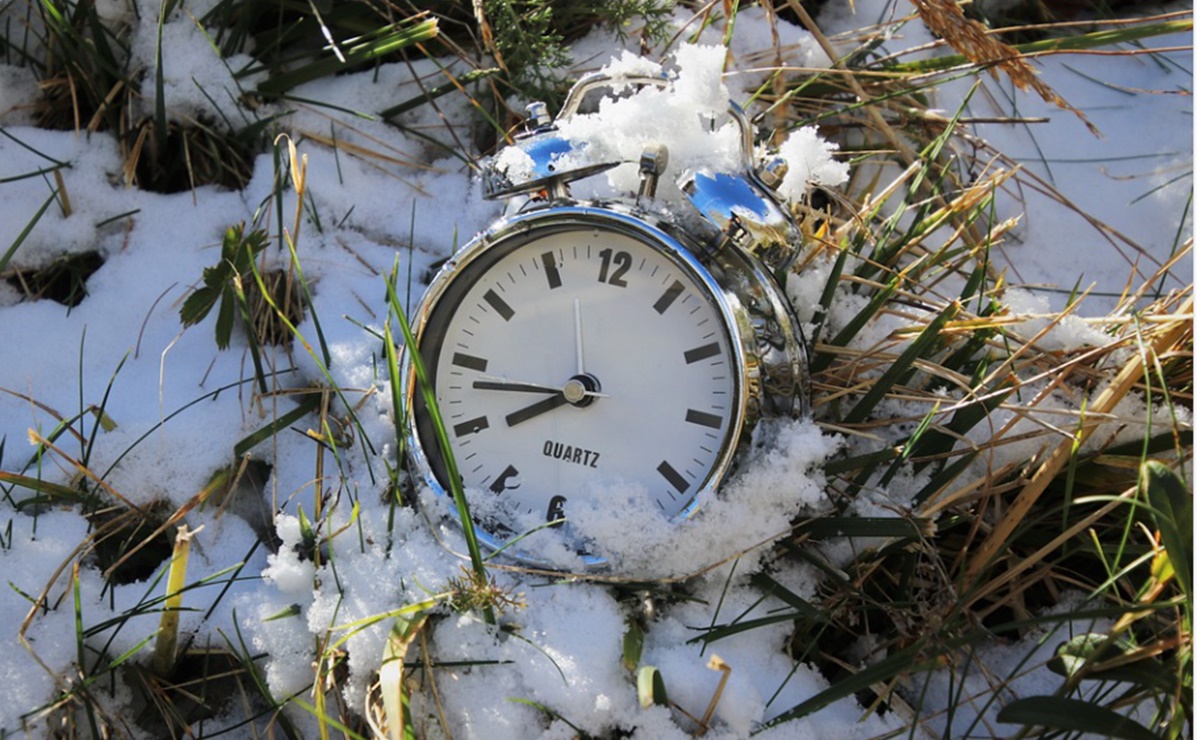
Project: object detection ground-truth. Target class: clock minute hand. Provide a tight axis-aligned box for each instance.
[475,375,608,398]
[473,379,561,394]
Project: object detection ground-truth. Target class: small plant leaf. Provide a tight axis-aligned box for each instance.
[213,284,237,349]
[1048,633,1177,693]
[296,504,316,559]
[88,406,117,432]
[622,619,644,673]
[997,696,1158,740]
[1049,633,1124,677]
[1141,461,1192,598]
[181,222,270,352]
[380,611,429,740]
[637,665,668,708]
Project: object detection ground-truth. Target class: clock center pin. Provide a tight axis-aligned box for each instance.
[563,373,600,406]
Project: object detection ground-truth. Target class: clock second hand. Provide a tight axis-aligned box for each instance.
[574,297,585,375]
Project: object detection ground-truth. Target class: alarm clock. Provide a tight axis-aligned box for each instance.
[400,71,810,569]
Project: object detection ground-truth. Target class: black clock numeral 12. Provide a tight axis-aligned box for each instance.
[597,248,632,287]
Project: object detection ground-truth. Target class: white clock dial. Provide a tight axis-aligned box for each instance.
[415,223,741,546]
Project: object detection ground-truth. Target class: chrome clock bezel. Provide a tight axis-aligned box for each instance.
[400,203,776,569]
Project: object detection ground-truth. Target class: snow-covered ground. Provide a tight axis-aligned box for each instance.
[0,1,1190,737]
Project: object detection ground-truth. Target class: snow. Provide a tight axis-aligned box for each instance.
[0,0,1190,737]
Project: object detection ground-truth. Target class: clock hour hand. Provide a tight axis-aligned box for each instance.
[505,392,568,427]
[504,373,604,426]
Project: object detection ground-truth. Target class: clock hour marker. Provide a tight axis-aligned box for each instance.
[684,342,721,364]
[653,280,685,314]
[488,464,520,494]
[451,352,488,372]
[546,494,566,525]
[483,289,515,320]
[453,416,490,437]
[541,251,562,289]
[685,409,722,429]
[657,461,690,495]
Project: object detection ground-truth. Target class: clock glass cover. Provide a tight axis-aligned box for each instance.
[409,214,744,561]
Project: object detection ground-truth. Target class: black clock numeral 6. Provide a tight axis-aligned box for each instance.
[546,495,567,526]
[597,248,632,287]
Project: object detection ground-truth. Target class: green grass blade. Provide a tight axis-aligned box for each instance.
[823,447,900,476]
[153,0,169,150]
[384,259,493,624]
[1,189,59,274]
[842,301,960,425]
[792,516,930,541]
[757,643,935,730]
[1,471,90,505]
[997,696,1159,740]
[256,18,438,96]
[887,20,1194,76]
[379,67,502,119]
[811,273,901,375]
[233,393,322,457]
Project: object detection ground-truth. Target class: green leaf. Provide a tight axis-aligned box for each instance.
[1142,461,1192,598]
[201,260,231,289]
[214,284,237,350]
[88,406,117,433]
[1048,633,1177,693]
[997,696,1158,740]
[296,504,316,557]
[637,665,669,708]
[622,619,644,673]
[179,285,220,327]
[264,602,302,618]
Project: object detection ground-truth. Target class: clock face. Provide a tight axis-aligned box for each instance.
[411,216,742,559]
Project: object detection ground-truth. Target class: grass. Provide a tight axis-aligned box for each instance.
[0,0,1191,738]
